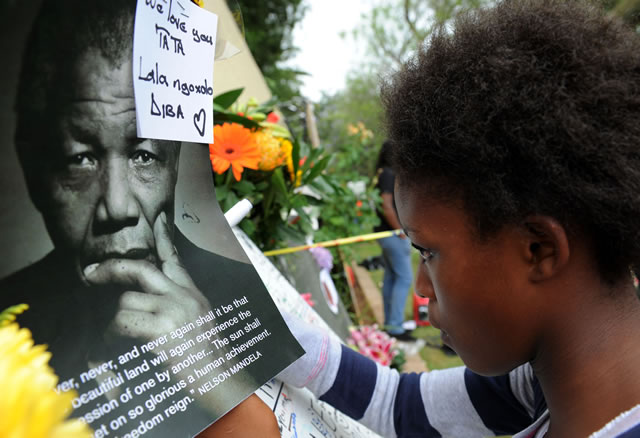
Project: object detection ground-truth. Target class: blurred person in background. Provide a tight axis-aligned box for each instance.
[374,141,414,341]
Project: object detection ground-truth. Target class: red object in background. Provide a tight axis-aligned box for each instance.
[266,112,279,123]
[413,293,431,326]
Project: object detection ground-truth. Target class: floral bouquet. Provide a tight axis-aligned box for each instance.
[0,304,92,437]
[346,324,406,370]
[210,89,335,250]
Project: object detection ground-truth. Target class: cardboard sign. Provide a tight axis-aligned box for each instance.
[133,0,217,143]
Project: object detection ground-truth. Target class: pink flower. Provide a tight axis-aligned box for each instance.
[346,325,400,367]
[300,293,316,307]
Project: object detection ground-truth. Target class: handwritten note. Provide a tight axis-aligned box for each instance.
[133,0,217,143]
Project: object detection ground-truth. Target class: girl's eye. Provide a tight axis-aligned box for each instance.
[412,243,436,263]
[419,248,435,262]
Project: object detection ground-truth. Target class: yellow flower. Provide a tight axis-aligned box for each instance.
[361,128,374,141]
[210,123,261,181]
[347,121,373,141]
[0,323,92,438]
[0,303,29,327]
[191,0,204,6]
[346,123,359,136]
[254,130,285,171]
[281,139,294,176]
[280,139,302,186]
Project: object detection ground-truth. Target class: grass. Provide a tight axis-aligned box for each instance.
[350,241,464,371]
[413,326,464,370]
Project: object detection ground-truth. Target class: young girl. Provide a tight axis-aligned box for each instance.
[205,0,640,436]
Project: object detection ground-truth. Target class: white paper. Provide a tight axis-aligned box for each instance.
[232,228,382,437]
[258,381,382,438]
[133,0,217,143]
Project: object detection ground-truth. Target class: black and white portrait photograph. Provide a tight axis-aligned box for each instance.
[0,1,302,436]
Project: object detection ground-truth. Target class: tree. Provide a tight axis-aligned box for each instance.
[236,0,309,106]
[606,0,640,31]
[315,70,384,177]
[351,0,489,72]
[316,0,490,175]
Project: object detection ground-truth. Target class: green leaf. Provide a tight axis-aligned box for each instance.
[276,223,305,243]
[301,148,321,174]
[293,205,311,224]
[329,216,346,226]
[215,185,229,201]
[303,155,331,184]
[222,191,240,213]
[233,180,256,196]
[253,96,279,114]
[213,88,244,109]
[251,192,264,204]
[303,194,324,206]
[214,112,260,129]
[309,176,336,195]
[271,168,288,197]
[213,172,225,187]
[213,103,228,113]
[263,187,275,216]
[239,218,256,236]
[292,137,301,175]
[289,194,306,210]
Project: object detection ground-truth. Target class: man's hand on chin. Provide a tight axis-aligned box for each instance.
[82,211,211,345]
[197,395,280,438]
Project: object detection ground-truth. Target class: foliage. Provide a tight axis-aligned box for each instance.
[414,326,465,370]
[605,0,640,31]
[315,0,639,195]
[350,0,490,72]
[0,306,93,438]
[212,89,334,250]
[236,0,309,117]
[305,125,381,316]
[316,0,492,175]
[238,0,306,79]
[315,71,385,177]
[314,125,381,263]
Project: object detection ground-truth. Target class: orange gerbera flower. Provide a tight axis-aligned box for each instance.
[210,123,261,181]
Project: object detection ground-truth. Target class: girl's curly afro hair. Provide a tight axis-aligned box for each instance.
[382,0,640,285]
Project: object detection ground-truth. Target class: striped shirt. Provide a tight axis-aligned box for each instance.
[277,314,640,437]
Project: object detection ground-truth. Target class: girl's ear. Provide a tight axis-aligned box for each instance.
[522,216,570,283]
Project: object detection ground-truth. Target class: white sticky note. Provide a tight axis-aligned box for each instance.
[133,0,217,143]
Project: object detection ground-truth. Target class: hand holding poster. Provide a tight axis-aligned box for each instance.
[0,1,302,436]
[232,228,382,437]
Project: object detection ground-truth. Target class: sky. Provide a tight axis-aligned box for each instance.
[286,0,373,102]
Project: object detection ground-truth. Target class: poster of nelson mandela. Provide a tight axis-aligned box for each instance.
[0,1,303,436]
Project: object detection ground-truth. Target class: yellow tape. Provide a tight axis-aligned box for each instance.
[263,229,403,256]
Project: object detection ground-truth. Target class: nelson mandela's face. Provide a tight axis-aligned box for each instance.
[35,48,180,277]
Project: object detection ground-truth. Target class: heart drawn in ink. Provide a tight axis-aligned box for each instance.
[193,109,206,137]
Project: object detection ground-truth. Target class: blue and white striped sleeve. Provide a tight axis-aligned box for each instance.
[277,313,539,437]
